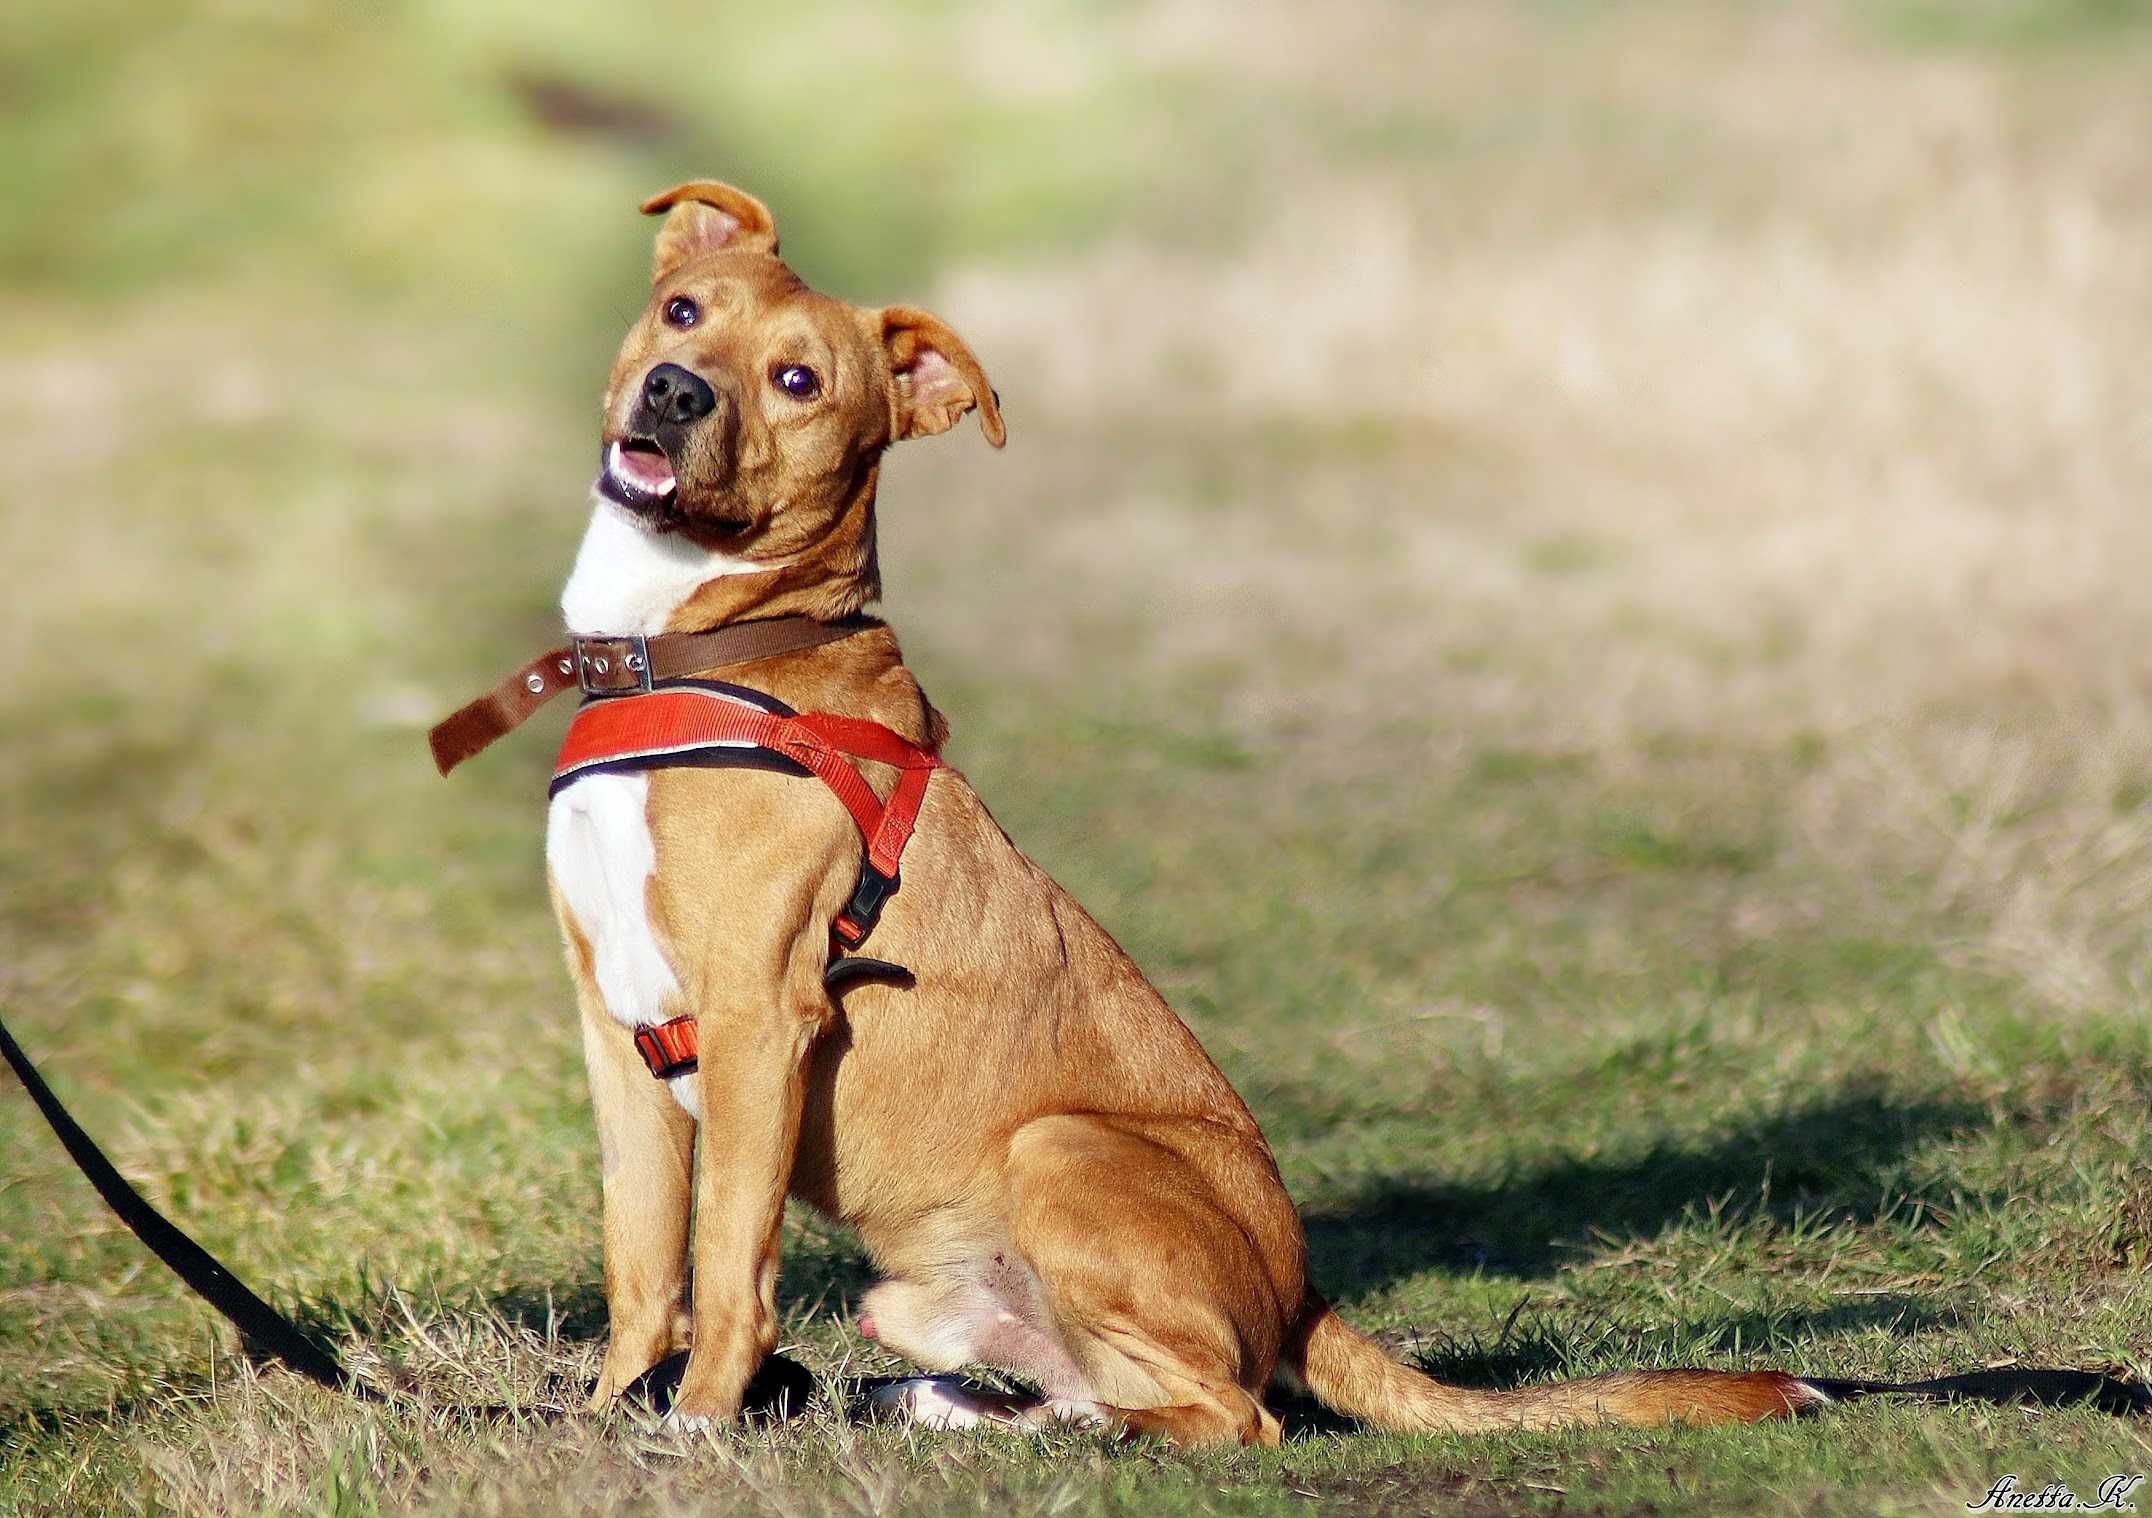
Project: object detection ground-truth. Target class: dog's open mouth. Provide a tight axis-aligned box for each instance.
[598,438,677,513]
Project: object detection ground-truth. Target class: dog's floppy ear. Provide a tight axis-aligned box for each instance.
[879,306,1005,448]
[640,181,779,280]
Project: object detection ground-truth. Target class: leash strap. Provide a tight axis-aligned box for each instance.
[0,1011,350,1391]
[550,680,942,1083]
[428,616,866,777]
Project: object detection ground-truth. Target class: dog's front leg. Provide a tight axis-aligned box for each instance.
[664,948,826,1428]
[578,1000,696,1409]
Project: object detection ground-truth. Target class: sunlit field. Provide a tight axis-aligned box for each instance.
[4,2,2151,1513]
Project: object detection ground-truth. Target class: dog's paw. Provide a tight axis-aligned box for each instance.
[660,1406,715,1436]
[633,1352,811,1432]
[1038,1398,1109,1430]
[606,1349,690,1414]
[867,1376,1034,1431]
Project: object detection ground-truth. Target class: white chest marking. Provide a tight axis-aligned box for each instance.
[559,493,759,636]
[547,773,674,1024]
[547,495,762,1118]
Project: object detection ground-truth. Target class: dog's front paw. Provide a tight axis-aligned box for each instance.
[660,1405,719,1436]
[657,1374,741,1435]
[591,1325,686,1412]
[592,1348,689,1414]
[657,1381,740,1436]
[655,1351,814,1433]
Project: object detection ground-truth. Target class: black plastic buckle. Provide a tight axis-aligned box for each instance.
[834,860,898,948]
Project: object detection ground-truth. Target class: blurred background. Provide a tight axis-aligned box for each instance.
[5,1,2152,1510]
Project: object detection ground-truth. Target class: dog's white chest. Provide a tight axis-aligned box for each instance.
[561,495,757,637]
[546,772,673,1031]
[547,774,703,1117]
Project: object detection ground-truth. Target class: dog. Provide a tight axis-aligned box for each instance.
[463,180,1833,1444]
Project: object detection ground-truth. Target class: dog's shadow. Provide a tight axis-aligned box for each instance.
[486,1086,1986,1356]
[1293,1088,1986,1295]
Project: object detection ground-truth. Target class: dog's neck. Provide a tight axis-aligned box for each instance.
[560,495,757,636]
[561,468,881,637]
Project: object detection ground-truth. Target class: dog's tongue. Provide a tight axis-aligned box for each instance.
[612,443,675,495]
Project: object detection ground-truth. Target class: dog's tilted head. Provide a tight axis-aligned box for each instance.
[597,180,1004,553]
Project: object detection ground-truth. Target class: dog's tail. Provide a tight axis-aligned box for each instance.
[1279,1293,1831,1434]
[1279,1293,2152,1433]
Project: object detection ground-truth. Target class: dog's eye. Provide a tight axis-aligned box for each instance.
[661,296,700,329]
[772,364,821,401]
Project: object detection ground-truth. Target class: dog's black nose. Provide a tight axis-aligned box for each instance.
[639,363,715,426]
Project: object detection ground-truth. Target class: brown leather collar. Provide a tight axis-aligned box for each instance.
[427,615,865,776]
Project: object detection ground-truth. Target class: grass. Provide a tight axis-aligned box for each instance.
[5,1,2152,1513]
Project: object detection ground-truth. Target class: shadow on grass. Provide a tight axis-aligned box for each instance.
[478,1090,1979,1353]
[484,1280,610,1341]
[1300,1089,1984,1294]
[482,1228,877,1349]
[1401,1297,1950,1389]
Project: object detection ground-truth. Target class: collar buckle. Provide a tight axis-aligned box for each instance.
[574,634,654,697]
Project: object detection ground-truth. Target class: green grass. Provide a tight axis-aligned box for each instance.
[6,2,2152,1514]
[1875,0,2152,50]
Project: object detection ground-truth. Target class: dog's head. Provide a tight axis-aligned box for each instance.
[596,180,1003,555]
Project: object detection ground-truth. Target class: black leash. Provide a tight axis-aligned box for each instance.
[0,1011,815,1422]
[0,1010,355,1394]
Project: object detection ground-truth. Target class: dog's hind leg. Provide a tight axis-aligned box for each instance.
[860,1255,1103,1430]
[1002,1114,1291,1447]
[860,1268,1085,1390]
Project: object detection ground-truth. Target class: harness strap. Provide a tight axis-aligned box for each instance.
[555,693,941,878]
[551,681,942,1082]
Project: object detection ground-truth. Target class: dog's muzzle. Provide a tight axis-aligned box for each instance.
[637,362,714,428]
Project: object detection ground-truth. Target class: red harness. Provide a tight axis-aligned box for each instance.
[551,678,941,1081]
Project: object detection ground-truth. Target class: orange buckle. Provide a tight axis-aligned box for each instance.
[633,1015,698,1079]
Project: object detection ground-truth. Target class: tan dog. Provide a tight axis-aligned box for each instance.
[538,180,1827,1444]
